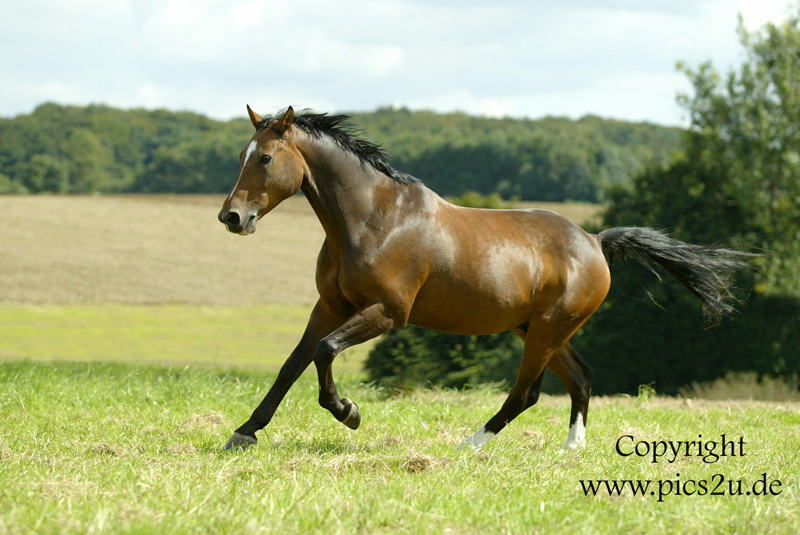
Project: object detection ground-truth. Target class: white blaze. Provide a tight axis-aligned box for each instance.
[226,140,258,202]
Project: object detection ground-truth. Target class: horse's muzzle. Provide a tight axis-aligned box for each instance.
[218,208,257,235]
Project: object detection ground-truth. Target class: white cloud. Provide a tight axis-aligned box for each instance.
[401,90,514,118]
[0,0,794,124]
[736,0,793,30]
[401,71,691,124]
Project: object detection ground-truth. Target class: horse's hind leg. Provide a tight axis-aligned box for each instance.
[461,368,546,449]
[547,343,593,449]
[313,301,396,428]
[461,330,557,450]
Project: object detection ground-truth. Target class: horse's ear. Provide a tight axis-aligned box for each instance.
[246,105,263,130]
[277,106,295,133]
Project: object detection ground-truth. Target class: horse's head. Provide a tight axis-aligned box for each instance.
[218,106,307,235]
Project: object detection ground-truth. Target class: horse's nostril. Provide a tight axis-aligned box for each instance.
[226,211,241,227]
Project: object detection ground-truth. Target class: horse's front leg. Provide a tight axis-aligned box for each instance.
[313,301,396,428]
[224,300,348,450]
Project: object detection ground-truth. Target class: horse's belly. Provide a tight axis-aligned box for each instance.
[408,257,538,335]
[408,301,531,336]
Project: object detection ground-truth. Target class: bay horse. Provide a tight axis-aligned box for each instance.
[218,106,751,451]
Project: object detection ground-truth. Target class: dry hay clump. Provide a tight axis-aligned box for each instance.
[182,412,226,431]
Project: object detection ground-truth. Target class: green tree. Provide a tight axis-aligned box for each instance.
[0,172,28,194]
[679,32,800,243]
[578,9,800,394]
[63,128,115,193]
[22,154,69,193]
[134,131,242,193]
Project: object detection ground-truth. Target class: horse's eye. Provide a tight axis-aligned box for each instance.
[260,154,272,165]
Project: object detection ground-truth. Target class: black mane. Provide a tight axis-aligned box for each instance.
[259,111,420,186]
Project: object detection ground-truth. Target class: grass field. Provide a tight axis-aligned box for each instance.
[1,195,798,534]
[0,304,369,374]
[1,361,798,534]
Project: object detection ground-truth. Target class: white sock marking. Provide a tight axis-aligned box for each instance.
[563,412,586,449]
[460,427,496,451]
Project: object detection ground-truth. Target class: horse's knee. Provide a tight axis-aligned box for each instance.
[313,337,339,368]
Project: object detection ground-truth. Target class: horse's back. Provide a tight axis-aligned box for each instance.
[435,202,604,275]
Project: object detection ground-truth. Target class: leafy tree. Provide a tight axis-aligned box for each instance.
[677,26,800,248]
[134,131,243,193]
[578,10,800,394]
[0,172,28,194]
[62,128,115,193]
[22,154,69,193]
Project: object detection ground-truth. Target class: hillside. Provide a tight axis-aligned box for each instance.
[0,103,681,201]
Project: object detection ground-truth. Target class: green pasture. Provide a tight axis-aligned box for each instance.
[0,305,370,373]
[1,360,798,534]
[1,262,798,533]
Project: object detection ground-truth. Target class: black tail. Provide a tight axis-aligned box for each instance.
[598,227,757,323]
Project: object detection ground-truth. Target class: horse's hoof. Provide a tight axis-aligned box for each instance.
[224,431,257,451]
[340,398,361,430]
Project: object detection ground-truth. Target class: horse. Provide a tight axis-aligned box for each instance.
[217,106,752,452]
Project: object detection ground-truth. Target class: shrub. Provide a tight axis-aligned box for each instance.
[364,326,522,389]
[446,190,508,209]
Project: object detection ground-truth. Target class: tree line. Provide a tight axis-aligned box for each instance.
[0,102,680,202]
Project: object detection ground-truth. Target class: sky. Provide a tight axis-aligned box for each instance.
[0,0,794,126]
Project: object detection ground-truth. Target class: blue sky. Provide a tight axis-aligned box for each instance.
[0,0,793,125]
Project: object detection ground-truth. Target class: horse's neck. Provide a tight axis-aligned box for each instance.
[297,134,391,249]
